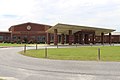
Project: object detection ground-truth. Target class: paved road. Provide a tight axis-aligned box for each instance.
[0,46,120,80]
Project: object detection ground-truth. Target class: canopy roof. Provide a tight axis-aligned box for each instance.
[46,23,115,35]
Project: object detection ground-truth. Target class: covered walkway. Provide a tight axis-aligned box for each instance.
[46,23,115,45]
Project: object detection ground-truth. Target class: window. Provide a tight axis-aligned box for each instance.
[13,36,17,40]
[0,36,3,40]
[31,36,35,39]
[38,36,45,42]
[24,36,27,38]
[18,37,21,39]
[5,36,10,40]
[6,36,9,40]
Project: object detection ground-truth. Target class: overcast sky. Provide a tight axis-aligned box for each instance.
[0,0,120,31]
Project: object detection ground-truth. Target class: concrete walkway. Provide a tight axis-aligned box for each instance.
[0,46,120,80]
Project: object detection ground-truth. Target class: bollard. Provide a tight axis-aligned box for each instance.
[24,45,26,53]
[36,44,37,50]
[57,44,58,48]
[45,47,47,58]
[98,48,100,61]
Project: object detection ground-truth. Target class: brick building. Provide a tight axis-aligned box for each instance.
[0,22,120,45]
[0,32,11,43]
[0,22,52,43]
[46,23,115,45]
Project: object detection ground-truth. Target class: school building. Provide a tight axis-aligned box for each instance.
[0,22,120,45]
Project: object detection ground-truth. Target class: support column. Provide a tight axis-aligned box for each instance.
[69,30,72,45]
[88,34,90,44]
[47,33,50,45]
[78,33,81,44]
[61,34,65,44]
[11,32,13,42]
[54,29,58,45]
[66,35,69,43]
[92,33,96,44]
[85,34,89,44]
[109,33,111,44]
[101,32,104,44]
[73,33,76,44]
[76,34,79,44]
[81,32,84,45]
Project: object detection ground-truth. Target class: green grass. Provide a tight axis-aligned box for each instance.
[0,43,37,47]
[20,46,120,61]
[0,43,24,47]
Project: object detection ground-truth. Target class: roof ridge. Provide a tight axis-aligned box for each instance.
[11,22,52,27]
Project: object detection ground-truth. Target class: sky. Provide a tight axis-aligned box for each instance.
[0,0,120,31]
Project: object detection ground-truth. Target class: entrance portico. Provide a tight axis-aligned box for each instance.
[74,30,95,44]
[46,23,115,45]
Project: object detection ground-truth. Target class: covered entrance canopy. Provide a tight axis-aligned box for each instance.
[46,23,115,35]
[46,23,115,45]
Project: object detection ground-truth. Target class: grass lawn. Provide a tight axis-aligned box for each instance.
[20,46,120,61]
[0,43,26,47]
[0,43,43,47]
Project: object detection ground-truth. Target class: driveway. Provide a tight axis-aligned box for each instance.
[0,46,120,80]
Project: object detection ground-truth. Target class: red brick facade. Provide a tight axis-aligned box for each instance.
[7,22,52,43]
[0,22,120,44]
[0,32,11,43]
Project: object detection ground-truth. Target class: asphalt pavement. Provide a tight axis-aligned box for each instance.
[0,46,120,80]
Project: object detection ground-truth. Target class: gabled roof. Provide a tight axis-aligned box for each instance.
[46,23,115,35]
[9,22,52,31]
[11,22,52,27]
